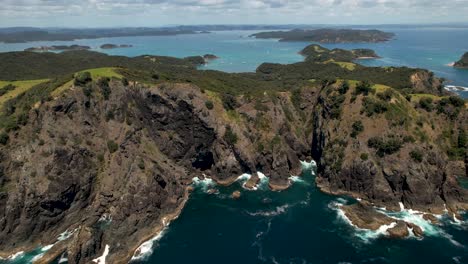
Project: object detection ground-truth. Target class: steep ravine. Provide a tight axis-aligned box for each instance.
[0,78,466,263]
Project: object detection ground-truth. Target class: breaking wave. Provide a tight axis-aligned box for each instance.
[131,228,168,261]
[332,200,465,246]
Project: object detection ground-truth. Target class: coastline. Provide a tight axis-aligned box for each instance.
[125,187,192,263]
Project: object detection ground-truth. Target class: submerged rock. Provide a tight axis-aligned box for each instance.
[423,214,440,225]
[231,191,241,199]
[341,203,395,231]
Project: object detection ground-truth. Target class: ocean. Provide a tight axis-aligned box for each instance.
[0,27,467,263]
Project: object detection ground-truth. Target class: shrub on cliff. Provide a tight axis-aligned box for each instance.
[361,97,388,117]
[221,93,238,111]
[0,132,9,145]
[224,126,238,145]
[418,97,433,112]
[376,89,393,101]
[74,71,92,86]
[107,140,119,153]
[355,80,372,95]
[351,121,364,138]
[410,149,424,162]
[205,100,214,110]
[0,84,16,96]
[368,136,403,157]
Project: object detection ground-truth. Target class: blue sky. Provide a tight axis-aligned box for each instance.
[1,0,468,27]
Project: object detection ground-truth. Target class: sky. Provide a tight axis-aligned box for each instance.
[1,0,468,27]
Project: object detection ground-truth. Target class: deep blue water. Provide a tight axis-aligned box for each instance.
[1,28,468,264]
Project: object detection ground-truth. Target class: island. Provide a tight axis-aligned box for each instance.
[454,52,468,68]
[100,44,133,49]
[203,54,219,63]
[250,28,395,43]
[0,27,203,43]
[24,45,91,52]
[300,44,380,62]
[0,45,466,264]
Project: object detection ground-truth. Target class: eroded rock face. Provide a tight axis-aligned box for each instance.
[0,82,311,263]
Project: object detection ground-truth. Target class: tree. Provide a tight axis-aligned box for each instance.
[74,72,92,86]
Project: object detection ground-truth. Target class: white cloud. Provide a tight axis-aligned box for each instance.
[0,0,467,26]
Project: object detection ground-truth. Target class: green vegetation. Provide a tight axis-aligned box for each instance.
[0,75,72,132]
[360,153,369,161]
[0,132,9,145]
[251,29,394,43]
[410,149,424,162]
[107,140,119,153]
[224,126,238,145]
[351,121,364,138]
[361,97,388,117]
[0,84,16,96]
[74,71,92,86]
[0,79,49,107]
[418,97,434,112]
[355,80,373,96]
[221,93,238,111]
[205,100,214,110]
[368,136,403,157]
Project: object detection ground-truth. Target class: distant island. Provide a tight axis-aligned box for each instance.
[24,45,90,52]
[0,28,203,43]
[203,54,219,62]
[250,29,395,43]
[453,52,468,68]
[300,44,380,62]
[100,44,133,49]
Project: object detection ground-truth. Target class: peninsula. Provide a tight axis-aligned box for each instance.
[250,28,395,43]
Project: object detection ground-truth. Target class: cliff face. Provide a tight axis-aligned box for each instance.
[0,81,311,263]
[0,74,466,262]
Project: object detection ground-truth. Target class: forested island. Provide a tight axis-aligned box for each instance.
[0,44,466,264]
[250,28,395,43]
[24,45,91,52]
[454,52,468,68]
[100,44,133,49]
[0,28,201,43]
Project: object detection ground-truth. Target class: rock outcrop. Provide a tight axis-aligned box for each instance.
[454,52,468,68]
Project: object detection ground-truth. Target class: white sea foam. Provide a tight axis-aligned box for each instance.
[8,251,25,260]
[58,253,68,263]
[131,228,167,261]
[300,160,316,172]
[247,204,290,217]
[31,253,45,262]
[192,176,216,192]
[445,85,468,92]
[289,175,306,184]
[42,244,54,251]
[92,244,110,264]
[236,172,269,191]
[58,227,79,241]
